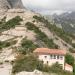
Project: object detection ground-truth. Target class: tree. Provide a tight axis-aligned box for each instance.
[73,64,75,74]
[12,54,42,73]
[65,54,74,66]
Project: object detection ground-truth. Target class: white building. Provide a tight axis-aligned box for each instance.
[34,48,73,72]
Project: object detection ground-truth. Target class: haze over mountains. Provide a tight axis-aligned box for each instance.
[46,11,75,34]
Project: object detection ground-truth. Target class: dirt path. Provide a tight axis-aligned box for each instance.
[0,48,14,75]
[0,63,12,75]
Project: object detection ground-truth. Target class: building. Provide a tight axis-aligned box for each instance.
[34,48,73,72]
[65,63,73,72]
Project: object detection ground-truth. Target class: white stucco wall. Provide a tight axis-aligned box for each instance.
[65,65,73,72]
[38,54,65,69]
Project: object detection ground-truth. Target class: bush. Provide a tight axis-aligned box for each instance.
[69,48,75,53]
[0,40,17,49]
[12,54,43,73]
[73,64,75,74]
[0,16,23,32]
[72,43,75,48]
[65,54,74,66]
[49,62,63,73]
[17,38,38,54]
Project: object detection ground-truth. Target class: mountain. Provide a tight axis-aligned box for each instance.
[0,0,11,9]
[7,0,24,8]
[0,0,24,10]
[52,12,75,34]
[0,1,75,74]
[0,0,24,18]
[0,10,75,75]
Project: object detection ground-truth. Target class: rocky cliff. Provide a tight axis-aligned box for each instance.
[0,0,11,9]
[7,0,24,8]
[0,0,24,9]
[0,0,24,17]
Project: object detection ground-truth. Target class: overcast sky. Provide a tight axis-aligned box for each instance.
[22,0,75,14]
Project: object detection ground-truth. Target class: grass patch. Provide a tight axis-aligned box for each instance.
[0,16,23,32]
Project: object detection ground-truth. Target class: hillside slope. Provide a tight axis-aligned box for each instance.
[0,7,75,75]
[0,9,75,52]
[0,0,24,17]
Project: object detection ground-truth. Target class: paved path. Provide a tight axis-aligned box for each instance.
[0,63,12,75]
[0,48,13,75]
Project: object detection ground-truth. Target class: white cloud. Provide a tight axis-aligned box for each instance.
[22,0,75,13]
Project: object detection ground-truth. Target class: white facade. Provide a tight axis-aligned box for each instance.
[38,54,65,69]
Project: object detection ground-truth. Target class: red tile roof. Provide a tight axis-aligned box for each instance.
[34,48,66,55]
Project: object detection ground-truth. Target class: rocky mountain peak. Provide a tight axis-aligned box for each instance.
[7,0,24,8]
[0,0,11,9]
[0,0,24,9]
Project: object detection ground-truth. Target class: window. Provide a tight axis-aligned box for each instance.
[45,56,47,58]
[60,56,63,60]
[47,61,48,64]
[54,55,56,59]
[57,55,59,59]
[50,55,53,59]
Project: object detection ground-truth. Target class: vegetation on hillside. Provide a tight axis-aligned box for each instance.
[25,22,58,49]
[33,15,75,49]
[0,16,23,32]
[12,54,43,73]
[73,64,75,75]
[17,38,38,54]
[12,54,73,75]
[0,40,17,49]
[65,53,75,74]
[65,54,74,67]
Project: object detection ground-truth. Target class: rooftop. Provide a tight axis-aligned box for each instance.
[34,48,66,55]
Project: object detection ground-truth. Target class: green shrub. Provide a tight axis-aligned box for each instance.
[72,43,75,48]
[25,22,58,49]
[49,62,63,73]
[0,16,23,32]
[0,61,3,65]
[17,38,38,54]
[12,54,43,73]
[65,54,74,66]
[73,64,75,74]
[69,48,75,53]
[0,40,17,49]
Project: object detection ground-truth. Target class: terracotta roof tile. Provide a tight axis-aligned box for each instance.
[34,48,66,55]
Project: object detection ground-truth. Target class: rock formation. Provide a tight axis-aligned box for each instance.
[7,0,24,8]
[0,0,24,10]
[0,0,11,9]
[0,0,24,18]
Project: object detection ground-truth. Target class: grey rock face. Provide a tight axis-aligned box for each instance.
[0,0,24,9]
[0,0,24,18]
[0,0,11,9]
[7,0,24,8]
